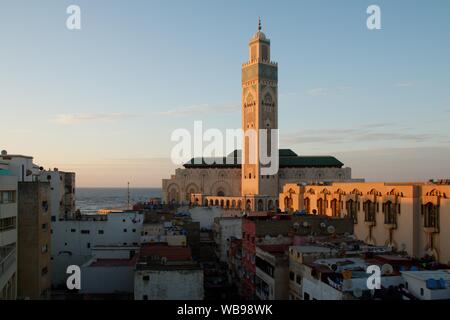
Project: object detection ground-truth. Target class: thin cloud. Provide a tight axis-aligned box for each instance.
[394,82,413,88]
[281,123,437,145]
[51,113,134,125]
[158,103,240,117]
[306,88,329,97]
[306,86,351,97]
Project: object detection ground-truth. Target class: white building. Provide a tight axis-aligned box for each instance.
[213,216,242,263]
[51,211,144,287]
[401,270,450,300]
[0,162,18,299]
[80,246,139,295]
[38,169,76,221]
[134,244,203,300]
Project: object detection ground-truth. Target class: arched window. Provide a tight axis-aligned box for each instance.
[304,197,311,214]
[331,199,340,217]
[364,200,376,223]
[317,198,325,215]
[383,201,397,225]
[423,202,439,229]
[257,199,264,211]
[346,199,358,223]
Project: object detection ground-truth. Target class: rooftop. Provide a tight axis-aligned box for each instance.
[139,244,192,261]
[183,149,344,169]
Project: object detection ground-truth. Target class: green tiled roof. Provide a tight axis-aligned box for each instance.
[183,149,343,168]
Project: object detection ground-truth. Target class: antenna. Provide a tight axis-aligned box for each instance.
[127,182,130,210]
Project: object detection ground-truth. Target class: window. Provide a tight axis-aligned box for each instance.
[420,288,424,296]
[304,292,310,300]
[289,272,295,281]
[41,223,48,231]
[132,229,136,233]
[346,200,358,224]
[71,229,76,233]
[41,266,48,276]
[0,217,16,231]
[80,230,90,234]
[383,201,397,225]
[87,243,90,249]
[0,191,16,204]
[423,203,439,229]
[296,275,302,285]
[143,275,149,281]
[51,216,56,222]
[42,201,49,212]
[98,230,104,235]
[364,201,376,223]
[123,228,127,233]
[143,295,148,300]
[41,244,48,253]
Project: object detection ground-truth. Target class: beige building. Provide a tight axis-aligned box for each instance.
[17,181,52,299]
[163,22,359,210]
[279,181,450,265]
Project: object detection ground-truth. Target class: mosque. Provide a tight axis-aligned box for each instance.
[162,21,361,210]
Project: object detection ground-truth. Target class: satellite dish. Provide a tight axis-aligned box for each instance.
[293,222,300,229]
[353,288,363,298]
[302,221,309,228]
[320,222,327,228]
[330,264,338,272]
[327,225,336,234]
[381,264,394,275]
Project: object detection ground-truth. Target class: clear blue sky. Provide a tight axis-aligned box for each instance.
[1,0,449,186]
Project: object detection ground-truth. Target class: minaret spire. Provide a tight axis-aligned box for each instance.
[258,17,262,31]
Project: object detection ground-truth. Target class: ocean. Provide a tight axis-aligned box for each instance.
[76,188,162,214]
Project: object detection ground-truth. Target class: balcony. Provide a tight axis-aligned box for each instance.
[364,220,376,227]
[423,226,439,234]
[0,246,16,277]
[384,223,397,230]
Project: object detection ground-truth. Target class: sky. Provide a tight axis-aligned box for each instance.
[1,0,449,187]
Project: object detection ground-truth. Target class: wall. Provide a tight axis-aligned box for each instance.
[134,268,204,300]
[51,212,143,287]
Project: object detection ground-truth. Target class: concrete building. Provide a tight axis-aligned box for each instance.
[80,246,139,297]
[38,169,76,221]
[213,216,242,263]
[401,270,450,300]
[17,181,52,299]
[279,182,450,265]
[241,216,293,299]
[51,211,144,288]
[288,246,338,300]
[134,244,203,300]
[255,244,289,300]
[162,23,360,210]
[0,163,18,299]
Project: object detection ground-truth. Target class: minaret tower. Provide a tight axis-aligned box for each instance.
[241,18,278,197]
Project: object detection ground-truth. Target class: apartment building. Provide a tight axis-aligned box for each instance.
[134,244,203,300]
[39,169,76,221]
[280,182,450,265]
[255,244,290,300]
[0,163,18,300]
[17,181,52,299]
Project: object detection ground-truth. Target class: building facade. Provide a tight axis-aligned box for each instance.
[0,164,18,300]
[279,182,450,265]
[17,181,52,299]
